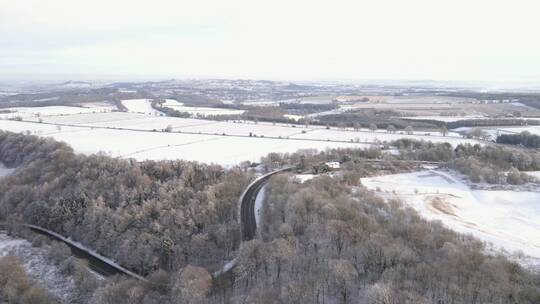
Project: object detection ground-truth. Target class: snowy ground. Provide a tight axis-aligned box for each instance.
[0,106,482,166]
[0,104,115,120]
[0,163,14,177]
[526,171,540,180]
[122,99,164,116]
[361,170,540,269]
[403,115,488,122]
[29,112,470,143]
[0,165,81,301]
[294,174,316,183]
[0,119,371,165]
[454,125,540,139]
[254,185,266,229]
[482,125,540,136]
[284,114,303,121]
[161,99,245,116]
[0,233,80,303]
[292,128,476,146]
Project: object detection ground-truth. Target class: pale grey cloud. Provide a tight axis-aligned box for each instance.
[1,0,539,82]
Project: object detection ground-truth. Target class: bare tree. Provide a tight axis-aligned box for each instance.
[405,125,413,135]
[440,126,448,137]
[172,265,212,304]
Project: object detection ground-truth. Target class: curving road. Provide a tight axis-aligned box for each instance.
[212,167,293,278]
[239,167,294,242]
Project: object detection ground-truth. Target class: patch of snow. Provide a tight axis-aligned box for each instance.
[0,233,80,303]
[295,174,315,182]
[161,99,244,116]
[292,128,479,146]
[526,171,540,180]
[0,163,14,178]
[121,99,164,116]
[402,115,488,122]
[161,99,185,107]
[213,257,239,278]
[284,114,303,121]
[254,185,266,228]
[242,100,280,107]
[0,105,114,120]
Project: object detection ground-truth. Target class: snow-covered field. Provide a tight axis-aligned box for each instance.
[0,233,80,303]
[526,171,540,180]
[0,104,115,120]
[361,170,540,268]
[30,112,471,143]
[292,128,477,146]
[0,119,371,165]
[403,115,487,122]
[0,106,482,165]
[284,114,303,121]
[161,99,244,116]
[122,99,164,116]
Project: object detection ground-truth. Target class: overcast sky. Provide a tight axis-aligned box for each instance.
[1,0,539,83]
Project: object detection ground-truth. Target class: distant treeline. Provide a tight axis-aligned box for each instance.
[166,94,221,107]
[150,99,191,118]
[442,91,540,110]
[279,102,337,114]
[497,131,540,149]
[446,118,538,128]
[0,88,151,109]
[318,110,439,129]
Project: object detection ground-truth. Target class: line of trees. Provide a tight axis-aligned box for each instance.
[497,131,540,149]
[392,139,540,184]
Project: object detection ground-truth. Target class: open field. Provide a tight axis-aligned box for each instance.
[304,95,540,120]
[0,105,484,165]
[402,115,488,122]
[291,128,475,145]
[0,118,372,165]
[361,170,540,268]
[161,99,245,116]
[22,111,469,141]
[122,99,164,116]
[0,104,115,120]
